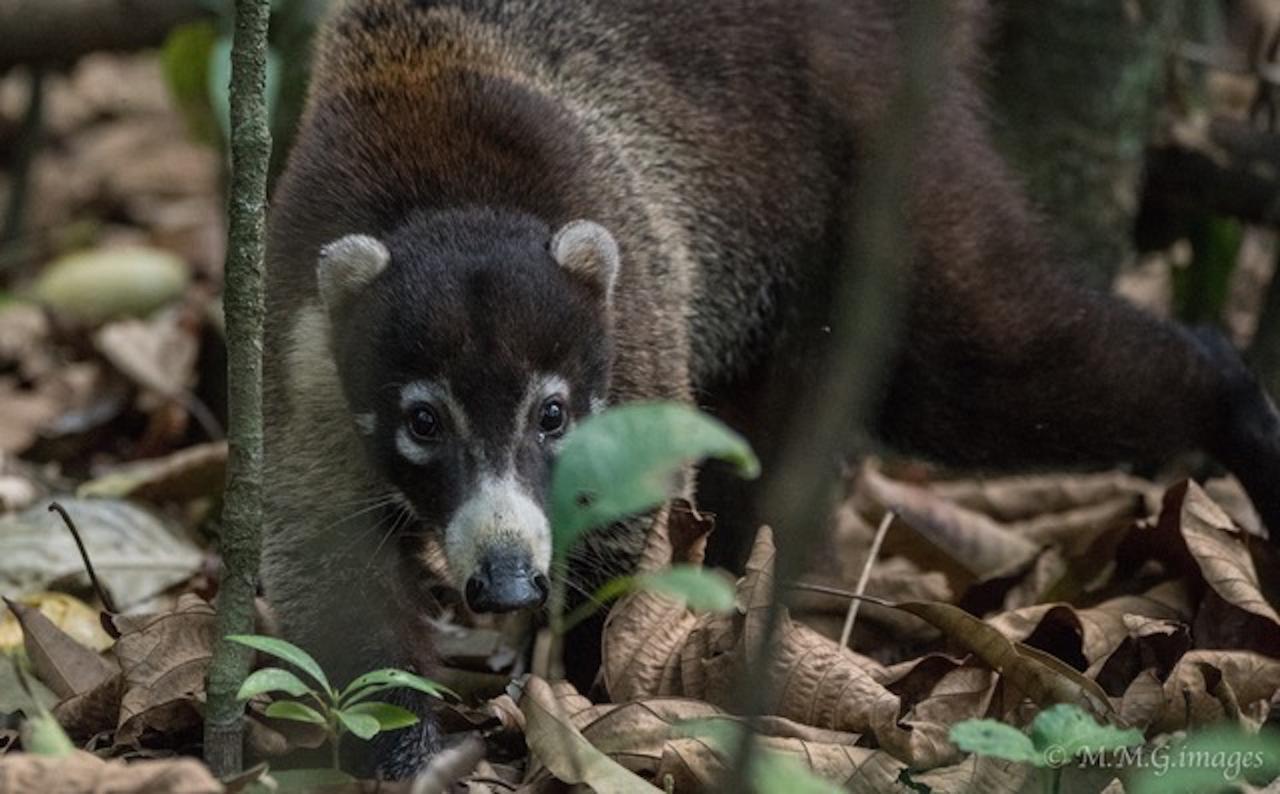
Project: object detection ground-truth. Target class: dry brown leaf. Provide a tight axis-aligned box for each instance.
[859,467,1041,581]
[519,675,904,793]
[656,736,899,794]
[51,673,125,740]
[0,363,111,455]
[880,599,1115,720]
[78,441,227,504]
[926,471,1158,523]
[2,597,116,701]
[1094,616,1191,699]
[987,603,1130,674]
[906,752,1034,794]
[604,527,963,767]
[0,750,221,794]
[667,499,715,566]
[92,309,198,401]
[899,664,998,736]
[1204,476,1265,538]
[111,593,216,747]
[1006,495,1147,557]
[1150,650,1280,734]
[516,675,661,792]
[792,558,949,648]
[1173,481,1280,627]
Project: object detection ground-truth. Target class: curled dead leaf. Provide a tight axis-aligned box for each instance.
[859,467,1041,583]
[2,597,116,700]
[604,527,966,768]
[516,675,661,792]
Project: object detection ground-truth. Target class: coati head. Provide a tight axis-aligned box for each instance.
[316,208,618,613]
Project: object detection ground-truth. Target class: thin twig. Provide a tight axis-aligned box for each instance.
[837,510,894,649]
[47,502,118,614]
[785,580,891,607]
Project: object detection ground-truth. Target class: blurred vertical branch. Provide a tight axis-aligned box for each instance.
[989,0,1182,289]
[204,0,271,778]
[723,3,949,791]
[0,66,43,263]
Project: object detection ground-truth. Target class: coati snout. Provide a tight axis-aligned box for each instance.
[315,209,619,613]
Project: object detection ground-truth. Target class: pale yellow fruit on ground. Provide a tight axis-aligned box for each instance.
[30,246,188,324]
[0,592,113,653]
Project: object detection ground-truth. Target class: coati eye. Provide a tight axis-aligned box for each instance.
[407,406,442,441]
[538,397,568,437]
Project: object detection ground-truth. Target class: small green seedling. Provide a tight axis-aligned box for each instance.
[10,659,75,758]
[229,634,452,770]
[1128,726,1280,794]
[949,704,1142,794]
[559,564,738,633]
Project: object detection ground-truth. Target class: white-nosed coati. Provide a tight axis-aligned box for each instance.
[261,0,1280,777]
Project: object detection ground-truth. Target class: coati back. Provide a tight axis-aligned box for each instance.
[262,0,1280,777]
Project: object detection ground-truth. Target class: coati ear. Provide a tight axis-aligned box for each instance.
[551,220,620,302]
[316,234,390,315]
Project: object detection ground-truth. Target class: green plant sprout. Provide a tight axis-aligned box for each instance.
[545,402,759,637]
[1128,725,1280,794]
[228,634,452,770]
[949,703,1142,794]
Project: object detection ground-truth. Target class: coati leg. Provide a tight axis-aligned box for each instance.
[874,111,1280,532]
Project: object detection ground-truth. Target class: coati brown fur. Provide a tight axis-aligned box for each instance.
[262,0,1280,777]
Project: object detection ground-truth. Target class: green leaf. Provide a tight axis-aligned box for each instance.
[635,565,735,613]
[752,752,846,794]
[1028,704,1142,759]
[236,667,315,701]
[948,720,1040,765]
[335,708,381,740]
[21,711,76,758]
[264,700,327,725]
[1129,726,1280,794]
[344,701,420,732]
[160,21,220,144]
[339,668,454,706]
[550,403,758,556]
[227,635,332,695]
[252,768,357,794]
[209,38,283,144]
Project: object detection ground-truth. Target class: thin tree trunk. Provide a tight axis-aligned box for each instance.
[204,0,271,778]
[989,0,1182,289]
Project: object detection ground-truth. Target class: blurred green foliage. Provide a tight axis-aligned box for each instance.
[1174,216,1244,326]
[161,0,332,176]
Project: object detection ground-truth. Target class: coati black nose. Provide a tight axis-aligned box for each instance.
[465,551,548,613]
